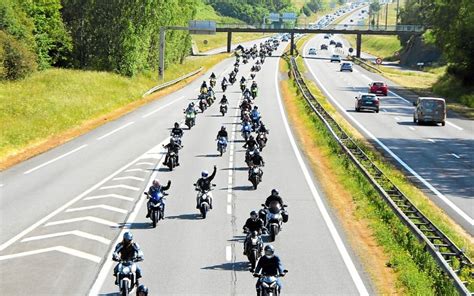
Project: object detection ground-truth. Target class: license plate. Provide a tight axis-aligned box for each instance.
[364,101,373,105]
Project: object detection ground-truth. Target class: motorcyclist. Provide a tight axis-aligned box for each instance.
[185,102,197,114]
[220,95,228,105]
[254,245,286,294]
[146,179,171,218]
[196,165,217,209]
[112,232,144,285]
[240,76,246,84]
[251,81,258,92]
[163,137,182,167]
[248,150,264,180]
[250,106,261,123]
[243,135,258,151]
[243,211,265,255]
[243,88,252,100]
[136,284,149,296]
[221,77,228,90]
[171,122,183,139]
[257,123,269,135]
[265,189,284,208]
[210,72,216,79]
[216,126,228,140]
[200,81,208,94]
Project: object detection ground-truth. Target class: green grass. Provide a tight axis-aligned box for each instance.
[290,36,473,293]
[346,34,401,59]
[0,53,229,162]
[194,1,241,24]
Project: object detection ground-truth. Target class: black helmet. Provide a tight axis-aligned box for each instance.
[271,189,279,196]
[250,210,258,218]
[221,126,226,131]
[174,122,179,128]
[136,284,149,295]
[123,232,133,244]
[264,244,275,258]
[249,135,254,140]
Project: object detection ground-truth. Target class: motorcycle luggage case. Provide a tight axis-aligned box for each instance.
[282,210,289,223]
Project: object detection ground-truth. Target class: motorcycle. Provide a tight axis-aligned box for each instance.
[220,104,228,116]
[164,148,178,171]
[217,137,228,156]
[251,115,261,130]
[113,259,143,296]
[257,132,267,151]
[222,83,228,92]
[259,202,288,242]
[206,93,215,106]
[210,78,216,88]
[171,134,182,146]
[241,124,252,141]
[250,73,256,80]
[251,88,258,99]
[229,75,236,85]
[199,97,208,112]
[240,82,246,92]
[249,165,263,189]
[254,270,288,296]
[185,110,196,129]
[244,230,263,272]
[194,184,215,219]
[144,192,167,227]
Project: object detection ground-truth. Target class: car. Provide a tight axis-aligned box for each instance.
[281,35,289,42]
[340,62,353,72]
[329,40,336,45]
[335,42,343,48]
[413,97,446,126]
[330,54,341,63]
[324,35,330,39]
[368,81,388,96]
[320,44,328,50]
[355,93,380,113]
[350,19,353,22]
[308,48,317,55]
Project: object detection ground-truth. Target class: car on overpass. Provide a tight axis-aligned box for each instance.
[308,48,317,55]
[335,42,343,48]
[413,97,446,126]
[355,93,380,113]
[340,62,353,72]
[330,54,341,63]
[368,81,388,96]
[320,44,328,50]
[330,40,336,46]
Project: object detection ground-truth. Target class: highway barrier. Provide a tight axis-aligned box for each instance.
[349,56,382,73]
[142,67,203,97]
[284,54,473,295]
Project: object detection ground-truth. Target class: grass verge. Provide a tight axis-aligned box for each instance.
[287,37,473,292]
[0,53,229,169]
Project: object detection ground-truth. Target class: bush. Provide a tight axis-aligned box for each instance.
[0,30,37,80]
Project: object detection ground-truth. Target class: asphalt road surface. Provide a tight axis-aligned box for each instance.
[302,35,474,234]
[0,40,373,295]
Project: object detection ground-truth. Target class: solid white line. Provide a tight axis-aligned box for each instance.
[446,121,464,131]
[408,126,415,131]
[45,216,119,227]
[0,246,101,263]
[99,184,139,191]
[84,194,134,202]
[303,53,474,226]
[382,109,387,112]
[135,162,154,166]
[23,144,88,174]
[88,138,169,295]
[96,122,134,140]
[225,245,232,261]
[142,96,185,118]
[227,204,232,215]
[112,176,145,182]
[451,153,461,159]
[0,139,169,253]
[427,139,436,143]
[124,168,147,173]
[22,230,110,245]
[394,116,400,121]
[275,59,369,295]
[66,205,128,214]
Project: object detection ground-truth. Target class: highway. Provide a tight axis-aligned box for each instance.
[0,40,372,295]
[302,34,474,234]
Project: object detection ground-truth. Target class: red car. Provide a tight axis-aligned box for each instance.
[369,81,388,96]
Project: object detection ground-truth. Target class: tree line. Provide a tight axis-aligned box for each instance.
[0,0,199,80]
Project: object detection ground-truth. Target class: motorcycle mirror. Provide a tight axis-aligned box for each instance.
[283,205,288,207]
[212,184,216,187]
[283,269,289,273]
[261,204,265,207]
[193,183,197,186]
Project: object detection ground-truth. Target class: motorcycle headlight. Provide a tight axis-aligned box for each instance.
[122,267,131,274]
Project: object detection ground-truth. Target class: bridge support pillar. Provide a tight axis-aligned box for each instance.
[226,32,232,53]
[290,33,295,55]
[356,33,362,58]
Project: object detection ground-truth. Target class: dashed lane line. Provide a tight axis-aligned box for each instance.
[23,144,88,175]
[451,153,461,159]
[142,96,185,118]
[96,122,135,140]
[21,230,110,245]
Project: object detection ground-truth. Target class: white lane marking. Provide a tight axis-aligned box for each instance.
[408,126,415,131]
[84,194,134,202]
[227,194,232,203]
[142,96,185,118]
[304,55,474,226]
[394,116,400,120]
[66,205,128,214]
[0,138,167,253]
[45,216,119,227]
[22,230,110,245]
[23,144,88,175]
[226,245,232,261]
[96,122,134,140]
[382,109,387,112]
[135,162,154,166]
[276,59,369,295]
[124,168,147,173]
[112,176,145,182]
[0,246,101,263]
[89,139,168,295]
[446,121,464,131]
[99,184,139,191]
[427,139,436,143]
[227,204,232,215]
[0,184,3,187]
[451,153,461,159]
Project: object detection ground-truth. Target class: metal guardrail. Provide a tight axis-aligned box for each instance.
[349,56,382,73]
[284,55,473,295]
[142,67,203,97]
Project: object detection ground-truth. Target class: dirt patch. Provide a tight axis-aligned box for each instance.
[0,72,205,171]
[279,73,399,294]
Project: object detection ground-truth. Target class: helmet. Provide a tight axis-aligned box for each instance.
[249,135,254,140]
[251,230,258,238]
[271,189,279,196]
[152,179,160,187]
[201,170,209,178]
[250,210,258,219]
[123,232,133,243]
[264,245,275,258]
[174,122,179,128]
[221,126,226,131]
[136,284,149,295]
[222,95,226,99]
[253,106,258,109]
[170,138,175,144]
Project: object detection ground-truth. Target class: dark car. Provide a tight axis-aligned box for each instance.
[369,81,388,96]
[413,97,446,126]
[320,44,328,50]
[329,40,336,46]
[335,42,343,48]
[355,94,379,113]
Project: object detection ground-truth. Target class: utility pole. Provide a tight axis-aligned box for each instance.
[385,2,388,29]
[159,27,165,81]
[396,0,400,24]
